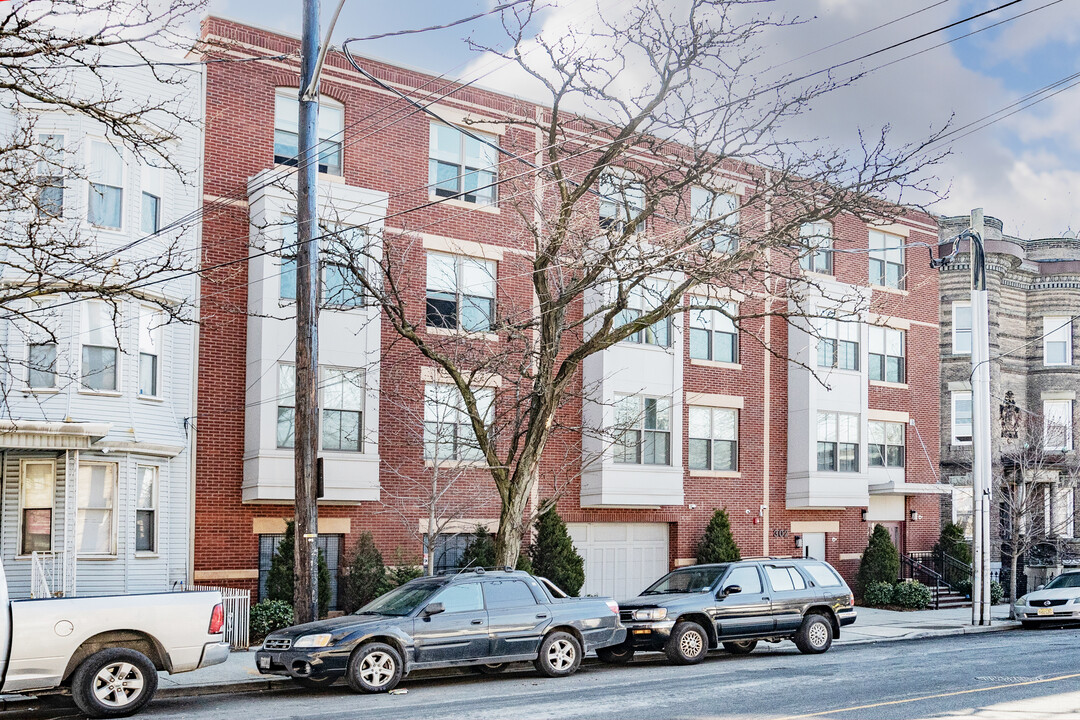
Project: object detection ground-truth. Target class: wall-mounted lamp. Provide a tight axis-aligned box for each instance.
[910,509,918,522]
[793,535,802,549]
[860,509,867,522]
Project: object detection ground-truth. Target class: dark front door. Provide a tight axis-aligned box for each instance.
[483,579,550,657]
[763,565,809,632]
[412,582,489,663]
[711,565,774,638]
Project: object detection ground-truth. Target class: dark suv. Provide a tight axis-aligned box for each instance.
[600,558,856,665]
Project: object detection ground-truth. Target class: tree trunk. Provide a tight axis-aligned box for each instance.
[1009,551,1019,620]
[427,501,437,577]
[493,460,537,568]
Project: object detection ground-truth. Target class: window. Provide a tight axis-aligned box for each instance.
[688,406,738,471]
[77,463,116,556]
[952,302,972,355]
[135,466,157,553]
[798,221,833,274]
[868,420,905,468]
[691,186,738,253]
[1044,400,1073,451]
[36,133,64,217]
[483,580,537,608]
[139,306,163,397]
[280,219,365,308]
[688,299,737,362]
[598,173,645,232]
[434,582,485,613]
[274,90,344,175]
[951,484,974,539]
[141,164,162,234]
[723,565,762,594]
[617,279,671,347]
[19,460,54,555]
[1052,486,1075,538]
[614,395,671,465]
[259,533,341,610]
[323,260,364,308]
[322,368,364,452]
[28,343,57,389]
[868,229,904,289]
[423,382,495,462]
[428,122,498,205]
[951,391,972,445]
[424,533,474,573]
[765,566,805,592]
[81,301,118,391]
[868,326,905,383]
[88,140,123,229]
[803,563,843,587]
[817,315,859,371]
[817,411,859,472]
[426,252,496,332]
[1044,317,1072,366]
[277,363,295,448]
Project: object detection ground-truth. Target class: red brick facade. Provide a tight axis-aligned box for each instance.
[193,18,941,596]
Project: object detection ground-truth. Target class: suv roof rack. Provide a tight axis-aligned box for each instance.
[435,566,521,577]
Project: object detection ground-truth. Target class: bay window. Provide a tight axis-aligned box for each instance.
[691,186,738,253]
[817,411,859,472]
[322,368,364,452]
[274,90,344,175]
[614,395,671,465]
[88,140,123,229]
[798,221,833,274]
[618,279,671,347]
[1044,317,1072,366]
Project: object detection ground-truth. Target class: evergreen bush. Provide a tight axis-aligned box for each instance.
[862,581,895,607]
[341,532,385,613]
[856,525,900,593]
[696,508,741,564]
[250,600,294,641]
[990,580,1004,605]
[530,505,585,596]
[384,548,424,588]
[459,525,496,570]
[893,579,932,609]
[266,521,332,617]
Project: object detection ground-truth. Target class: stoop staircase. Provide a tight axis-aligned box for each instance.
[902,551,974,610]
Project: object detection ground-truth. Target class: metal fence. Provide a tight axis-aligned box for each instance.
[188,585,251,650]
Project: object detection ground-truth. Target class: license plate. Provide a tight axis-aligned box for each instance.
[1037,607,1054,616]
[258,655,271,669]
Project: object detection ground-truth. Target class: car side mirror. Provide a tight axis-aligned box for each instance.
[421,602,445,618]
[721,585,742,596]
[1036,584,1045,591]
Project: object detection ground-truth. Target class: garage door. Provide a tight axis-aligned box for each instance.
[567,523,670,601]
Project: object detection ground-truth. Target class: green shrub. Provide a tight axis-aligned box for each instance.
[857,525,900,593]
[459,525,496,570]
[341,532,385,613]
[266,521,332,617]
[990,580,1004,605]
[934,522,973,587]
[250,600,294,641]
[384,548,424,589]
[696,508,741,564]
[955,579,972,599]
[862,581,895,607]
[893,579,932,609]
[530,505,585,597]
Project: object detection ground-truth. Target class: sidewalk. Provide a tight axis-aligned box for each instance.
[0,606,1021,711]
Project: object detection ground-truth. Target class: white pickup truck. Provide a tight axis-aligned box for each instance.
[0,568,229,718]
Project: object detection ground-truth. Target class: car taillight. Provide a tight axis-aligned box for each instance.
[848,594,855,607]
[209,603,225,634]
[606,601,619,614]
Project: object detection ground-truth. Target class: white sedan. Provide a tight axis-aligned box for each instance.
[1014,571,1080,627]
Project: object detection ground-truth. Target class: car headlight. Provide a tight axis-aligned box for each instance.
[1015,596,1027,606]
[1070,597,1080,605]
[292,633,333,648]
[632,608,668,621]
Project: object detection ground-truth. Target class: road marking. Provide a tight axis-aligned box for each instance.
[774,672,1080,719]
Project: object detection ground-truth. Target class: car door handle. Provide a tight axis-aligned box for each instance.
[536,613,548,619]
[762,597,770,601]
[471,619,484,625]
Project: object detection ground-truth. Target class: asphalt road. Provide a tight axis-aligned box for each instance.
[10,628,1080,719]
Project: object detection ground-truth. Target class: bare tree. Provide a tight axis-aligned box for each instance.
[342,0,947,565]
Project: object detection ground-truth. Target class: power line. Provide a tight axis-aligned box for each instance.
[18,53,295,71]
[342,0,535,42]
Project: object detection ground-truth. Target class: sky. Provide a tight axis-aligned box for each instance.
[207,0,1080,240]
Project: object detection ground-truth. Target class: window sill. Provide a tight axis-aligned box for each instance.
[429,195,500,214]
[23,387,60,394]
[137,394,165,403]
[77,389,122,397]
[869,284,909,296]
[618,341,675,353]
[424,459,490,469]
[869,465,905,471]
[800,269,834,280]
[690,359,741,370]
[273,163,344,184]
[78,555,118,561]
[426,326,500,342]
[1044,363,1073,368]
[688,470,741,479]
[951,441,972,447]
[134,552,160,558]
[869,380,909,390]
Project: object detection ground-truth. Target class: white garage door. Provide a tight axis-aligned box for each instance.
[567,523,670,601]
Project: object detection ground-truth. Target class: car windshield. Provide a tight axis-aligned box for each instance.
[356,582,443,616]
[642,566,729,594]
[1044,573,1080,590]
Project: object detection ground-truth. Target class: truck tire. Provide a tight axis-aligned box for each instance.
[794,613,834,654]
[346,642,403,693]
[722,640,758,655]
[534,631,582,678]
[472,663,509,675]
[70,647,159,718]
[665,621,708,665]
[596,643,635,665]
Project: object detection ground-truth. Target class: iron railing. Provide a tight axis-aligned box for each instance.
[899,554,948,609]
[908,550,973,592]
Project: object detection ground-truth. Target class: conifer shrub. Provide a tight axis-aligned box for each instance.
[530,505,585,596]
[696,508,741,564]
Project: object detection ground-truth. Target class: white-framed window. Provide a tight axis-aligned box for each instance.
[868,420,905,468]
[139,306,163,397]
[322,368,364,452]
[428,122,498,205]
[322,244,365,309]
[868,229,905,289]
[19,459,55,555]
[817,411,859,472]
[868,326,905,383]
[691,186,738,253]
[80,300,119,391]
[1051,485,1075,538]
[276,363,295,449]
[688,406,738,471]
[798,221,833,274]
[274,89,344,175]
[617,279,671,347]
[135,465,158,554]
[1044,316,1072,366]
[77,462,117,556]
[951,391,972,445]
[598,172,645,233]
[952,301,972,355]
[28,342,57,389]
[87,139,124,229]
[614,394,671,465]
[688,298,737,362]
[35,132,65,217]
[279,219,365,308]
[950,484,974,539]
[423,382,495,462]
[816,315,859,371]
[140,163,162,234]
[1044,399,1073,451]
[426,251,496,332]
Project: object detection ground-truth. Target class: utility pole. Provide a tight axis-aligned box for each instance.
[293,0,321,625]
[969,208,993,627]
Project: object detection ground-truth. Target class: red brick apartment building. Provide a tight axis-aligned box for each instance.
[193,17,943,605]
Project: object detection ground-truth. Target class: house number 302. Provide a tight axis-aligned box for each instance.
[772,529,789,538]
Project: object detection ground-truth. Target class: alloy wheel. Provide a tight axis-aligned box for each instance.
[93,662,145,708]
[547,638,577,671]
[680,630,704,658]
[360,651,396,688]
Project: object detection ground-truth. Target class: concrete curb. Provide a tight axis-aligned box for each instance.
[837,621,1020,646]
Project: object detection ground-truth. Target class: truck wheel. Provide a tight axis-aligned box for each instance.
[665,621,708,665]
[534,631,582,678]
[596,643,635,665]
[472,663,509,675]
[346,642,403,693]
[722,640,758,655]
[794,613,834,654]
[292,674,338,690]
[70,647,158,718]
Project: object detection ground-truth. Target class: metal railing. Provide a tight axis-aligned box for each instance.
[187,585,250,650]
[30,551,73,598]
[908,550,973,592]
[899,554,947,609]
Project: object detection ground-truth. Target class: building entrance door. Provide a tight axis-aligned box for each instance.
[802,532,826,561]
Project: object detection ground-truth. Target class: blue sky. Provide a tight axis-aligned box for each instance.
[209,0,1080,238]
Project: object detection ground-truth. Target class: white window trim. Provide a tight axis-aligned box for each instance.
[952,391,973,446]
[428,121,499,206]
[85,137,126,232]
[613,393,673,466]
[1043,399,1073,452]
[35,130,66,219]
[77,461,119,558]
[138,305,164,400]
[1043,316,1072,367]
[273,89,345,177]
[952,301,972,356]
[17,458,56,558]
[320,366,366,453]
[134,464,159,556]
[79,300,121,395]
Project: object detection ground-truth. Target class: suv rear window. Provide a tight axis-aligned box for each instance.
[803,562,843,587]
[484,580,537,608]
[765,566,805,591]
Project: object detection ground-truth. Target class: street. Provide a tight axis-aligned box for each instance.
[8,628,1080,720]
